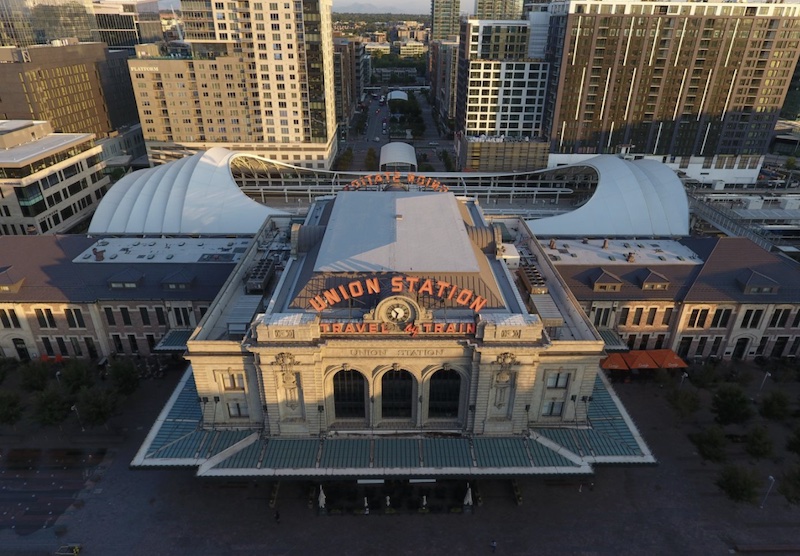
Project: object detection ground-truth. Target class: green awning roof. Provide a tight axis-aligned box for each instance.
[154,328,194,352]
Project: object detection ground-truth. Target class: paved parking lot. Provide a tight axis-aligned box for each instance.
[1,373,799,555]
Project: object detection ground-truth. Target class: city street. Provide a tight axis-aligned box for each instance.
[342,92,453,172]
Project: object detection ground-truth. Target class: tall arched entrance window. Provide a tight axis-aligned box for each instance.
[333,369,367,419]
[381,369,413,418]
[428,368,461,418]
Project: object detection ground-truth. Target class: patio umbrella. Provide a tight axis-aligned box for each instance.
[647,349,688,369]
[464,483,473,506]
[621,350,658,370]
[600,352,629,370]
[318,486,326,509]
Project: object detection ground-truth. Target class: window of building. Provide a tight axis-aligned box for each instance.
[646,308,657,326]
[140,307,150,326]
[768,308,791,328]
[688,308,708,328]
[740,309,764,328]
[70,337,83,357]
[333,369,366,419]
[112,334,124,353]
[662,307,673,326]
[35,308,57,328]
[128,334,138,353]
[222,372,246,391]
[55,337,68,356]
[173,307,191,327]
[618,307,629,326]
[546,372,569,389]
[542,400,564,416]
[381,369,413,418]
[428,368,461,418]
[64,308,85,329]
[0,309,20,328]
[632,308,644,326]
[227,401,249,418]
[42,337,54,357]
[155,307,166,325]
[104,307,116,326]
[710,308,731,328]
[121,307,132,326]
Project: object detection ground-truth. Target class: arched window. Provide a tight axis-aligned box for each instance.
[12,338,29,362]
[333,369,366,419]
[428,368,461,418]
[381,369,413,418]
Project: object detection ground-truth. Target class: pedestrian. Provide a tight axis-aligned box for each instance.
[490,540,497,553]
[274,510,280,524]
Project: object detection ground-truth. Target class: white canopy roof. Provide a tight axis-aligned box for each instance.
[530,156,689,237]
[89,148,284,236]
[387,90,408,102]
[379,142,416,169]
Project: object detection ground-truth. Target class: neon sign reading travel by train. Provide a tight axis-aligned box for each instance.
[308,275,487,313]
[345,172,449,192]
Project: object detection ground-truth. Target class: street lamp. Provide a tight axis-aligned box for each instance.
[71,405,85,432]
[680,372,689,388]
[760,475,776,509]
[759,371,772,393]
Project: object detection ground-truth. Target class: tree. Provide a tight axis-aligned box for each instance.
[77,386,118,427]
[778,464,800,505]
[716,465,760,504]
[745,426,773,459]
[110,359,139,396]
[711,384,753,425]
[688,426,728,463]
[365,148,379,171]
[34,385,71,426]
[61,359,94,395]
[0,391,23,426]
[786,156,797,170]
[666,388,701,420]
[0,357,18,385]
[20,360,52,392]
[759,390,790,421]
[787,426,800,456]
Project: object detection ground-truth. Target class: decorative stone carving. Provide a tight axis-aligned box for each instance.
[492,352,517,409]
[274,352,300,410]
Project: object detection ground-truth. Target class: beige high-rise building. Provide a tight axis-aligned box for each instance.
[129,0,337,168]
[474,0,523,20]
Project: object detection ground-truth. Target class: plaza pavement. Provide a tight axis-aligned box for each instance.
[1,372,799,556]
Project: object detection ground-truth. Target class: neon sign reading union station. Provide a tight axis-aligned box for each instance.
[308,274,488,313]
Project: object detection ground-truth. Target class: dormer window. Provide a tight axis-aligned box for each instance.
[640,268,669,291]
[107,268,144,290]
[736,268,779,295]
[162,269,195,291]
[592,268,622,293]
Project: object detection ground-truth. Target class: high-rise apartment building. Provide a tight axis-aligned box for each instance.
[545,0,800,173]
[129,0,337,168]
[474,0,524,20]
[454,17,549,170]
[0,42,137,137]
[431,0,460,41]
[0,120,110,235]
[0,0,98,47]
[333,39,355,136]
[92,0,162,50]
[430,39,459,128]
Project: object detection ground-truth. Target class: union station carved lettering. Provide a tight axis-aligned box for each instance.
[309,275,487,313]
[347,348,445,357]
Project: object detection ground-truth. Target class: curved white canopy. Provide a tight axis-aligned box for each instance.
[387,91,408,102]
[379,142,417,169]
[89,148,285,236]
[530,156,689,237]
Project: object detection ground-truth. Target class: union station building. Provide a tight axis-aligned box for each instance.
[133,174,656,478]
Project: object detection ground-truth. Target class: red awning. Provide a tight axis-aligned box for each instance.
[621,350,658,369]
[600,352,630,370]
[647,349,688,369]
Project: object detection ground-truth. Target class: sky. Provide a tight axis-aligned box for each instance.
[158,0,473,16]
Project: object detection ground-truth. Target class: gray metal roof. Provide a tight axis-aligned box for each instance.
[0,236,235,304]
[314,192,479,273]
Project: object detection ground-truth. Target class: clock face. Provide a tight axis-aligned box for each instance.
[383,298,414,324]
